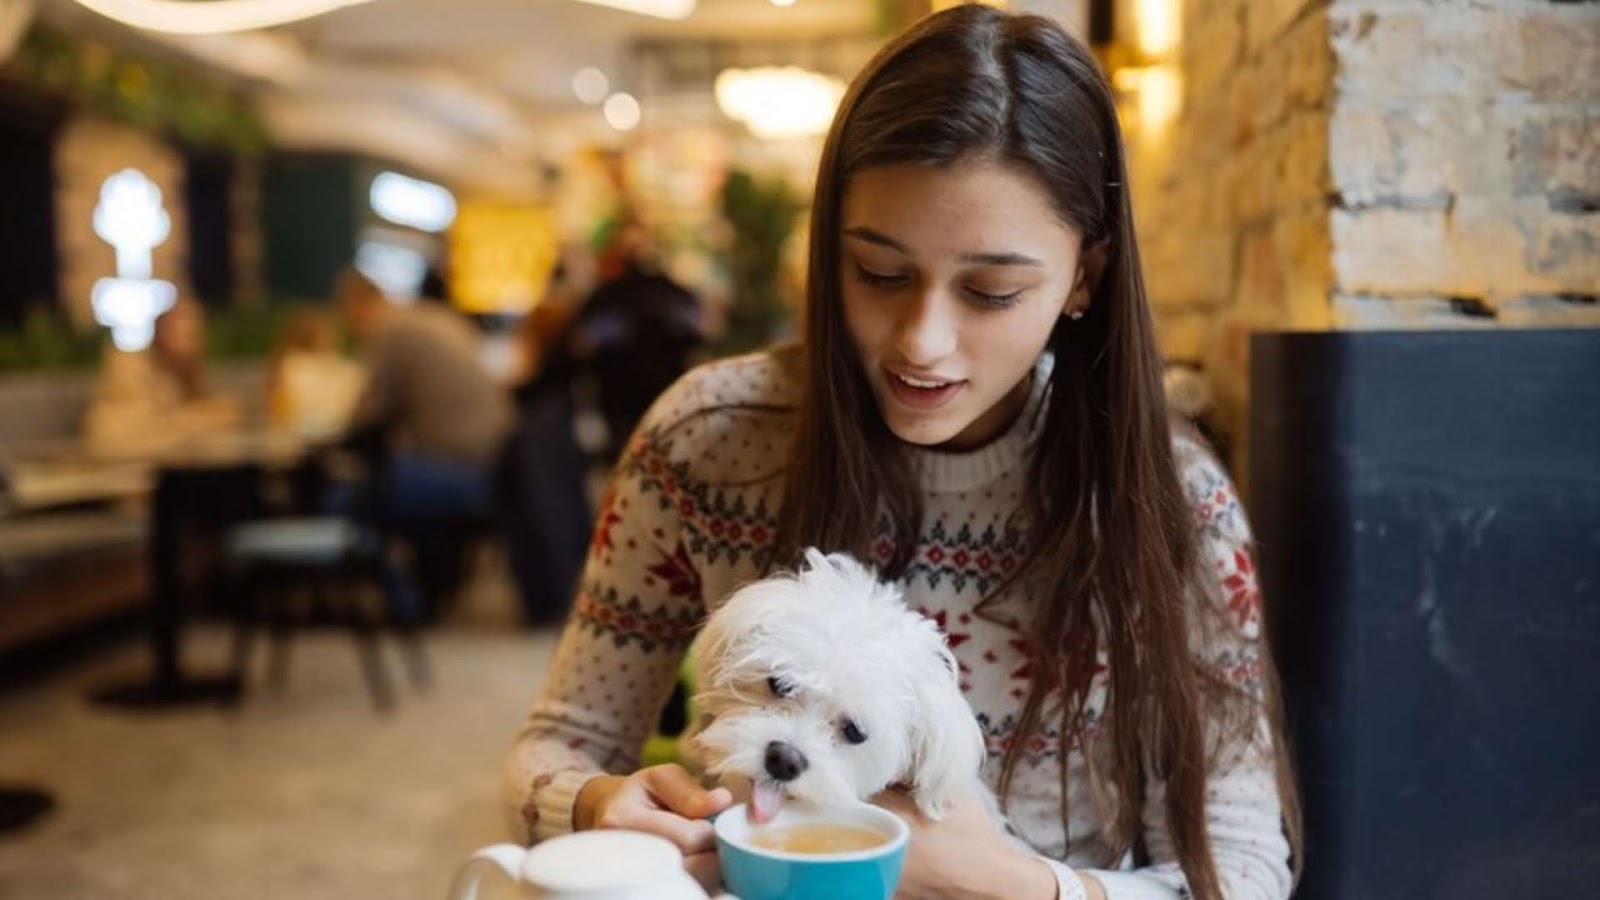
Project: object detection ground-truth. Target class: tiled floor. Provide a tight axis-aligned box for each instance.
[0,571,557,900]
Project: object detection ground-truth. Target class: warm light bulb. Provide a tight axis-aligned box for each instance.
[573,68,610,105]
[603,93,641,132]
[573,0,695,20]
[1134,0,1180,59]
[714,66,845,140]
[68,0,377,35]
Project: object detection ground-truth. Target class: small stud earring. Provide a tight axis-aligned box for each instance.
[1068,310,1084,321]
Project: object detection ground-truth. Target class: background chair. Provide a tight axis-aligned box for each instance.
[223,453,430,713]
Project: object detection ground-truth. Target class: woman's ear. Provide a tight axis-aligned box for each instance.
[1066,239,1110,315]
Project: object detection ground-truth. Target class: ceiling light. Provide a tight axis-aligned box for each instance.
[370,172,458,233]
[573,0,695,20]
[715,66,845,140]
[573,68,610,105]
[603,92,641,132]
[67,0,378,35]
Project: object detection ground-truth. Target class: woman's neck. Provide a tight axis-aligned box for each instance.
[929,370,1034,454]
[906,354,1053,493]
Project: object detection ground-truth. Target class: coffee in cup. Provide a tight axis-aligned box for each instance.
[749,822,891,854]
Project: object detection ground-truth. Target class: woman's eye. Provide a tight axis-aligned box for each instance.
[851,263,908,291]
[965,287,1023,309]
[840,719,867,745]
[766,675,792,698]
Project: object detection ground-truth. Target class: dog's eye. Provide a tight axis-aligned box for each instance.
[840,719,867,745]
[766,675,793,698]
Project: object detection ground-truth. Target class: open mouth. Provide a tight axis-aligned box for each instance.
[750,780,786,824]
[885,369,966,411]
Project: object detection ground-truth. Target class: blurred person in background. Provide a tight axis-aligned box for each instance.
[265,306,362,442]
[558,216,704,464]
[493,244,594,626]
[417,263,452,307]
[517,297,578,385]
[83,295,240,458]
[334,267,513,615]
[517,242,593,383]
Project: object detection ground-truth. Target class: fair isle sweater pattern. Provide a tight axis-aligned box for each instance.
[506,351,1292,900]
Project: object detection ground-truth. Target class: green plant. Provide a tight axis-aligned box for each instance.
[0,303,299,372]
[0,310,103,372]
[7,26,267,155]
[715,169,804,356]
[206,303,295,361]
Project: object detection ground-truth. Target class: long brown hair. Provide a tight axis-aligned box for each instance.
[771,6,1300,896]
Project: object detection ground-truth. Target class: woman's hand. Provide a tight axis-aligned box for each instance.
[574,764,734,892]
[873,787,1059,900]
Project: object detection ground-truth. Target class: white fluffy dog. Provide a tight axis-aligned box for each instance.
[691,549,990,824]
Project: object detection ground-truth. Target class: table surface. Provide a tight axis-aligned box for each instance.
[5,431,309,513]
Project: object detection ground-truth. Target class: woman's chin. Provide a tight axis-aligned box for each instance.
[884,416,964,448]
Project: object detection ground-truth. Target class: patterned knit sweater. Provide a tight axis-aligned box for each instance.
[505,351,1292,899]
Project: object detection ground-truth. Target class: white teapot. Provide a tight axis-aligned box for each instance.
[447,830,710,900]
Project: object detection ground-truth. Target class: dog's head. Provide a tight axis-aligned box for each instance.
[692,549,984,821]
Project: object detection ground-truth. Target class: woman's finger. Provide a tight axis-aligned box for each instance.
[643,765,732,818]
[598,806,718,855]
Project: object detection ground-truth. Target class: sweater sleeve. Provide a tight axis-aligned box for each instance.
[1079,437,1293,900]
[503,377,711,844]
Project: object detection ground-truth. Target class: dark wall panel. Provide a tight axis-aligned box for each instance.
[261,153,359,301]
[1251,329,1600,899]
[0,90,64,326]
[183,149,235,307]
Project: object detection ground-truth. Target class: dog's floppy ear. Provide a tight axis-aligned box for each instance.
[694,575,791,695]
[907,637,986,820]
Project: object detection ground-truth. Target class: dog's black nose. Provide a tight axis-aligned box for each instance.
[764,741,808,782]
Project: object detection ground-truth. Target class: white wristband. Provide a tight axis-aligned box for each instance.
[1041,858,1089,900]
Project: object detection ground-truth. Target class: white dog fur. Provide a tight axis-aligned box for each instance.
[691,549,995,823]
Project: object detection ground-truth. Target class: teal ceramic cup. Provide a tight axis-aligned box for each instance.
[714,801,909,900]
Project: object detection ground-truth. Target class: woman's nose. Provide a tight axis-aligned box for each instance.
[894,294,957,366]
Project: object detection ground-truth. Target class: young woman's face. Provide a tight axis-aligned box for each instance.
[840,157,1091,451]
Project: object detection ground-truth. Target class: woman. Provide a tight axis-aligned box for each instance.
[505,7,1300,899]
[83,296,240,458]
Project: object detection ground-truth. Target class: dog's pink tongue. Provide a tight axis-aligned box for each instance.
[750,782,784,824]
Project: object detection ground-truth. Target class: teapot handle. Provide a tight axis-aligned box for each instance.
[447,843,528,900]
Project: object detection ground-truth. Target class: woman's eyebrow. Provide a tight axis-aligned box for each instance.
[843,226,907,253]
[844,226,1044,267]
[958,250,1045,267]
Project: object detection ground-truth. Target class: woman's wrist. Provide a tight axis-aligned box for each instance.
[960,846,1060,900]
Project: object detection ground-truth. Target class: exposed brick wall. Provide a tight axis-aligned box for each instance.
[1125,0,1334,471]
[1327,0,1600,329]
[54,116,192,328]
[1125,0,1599,473]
